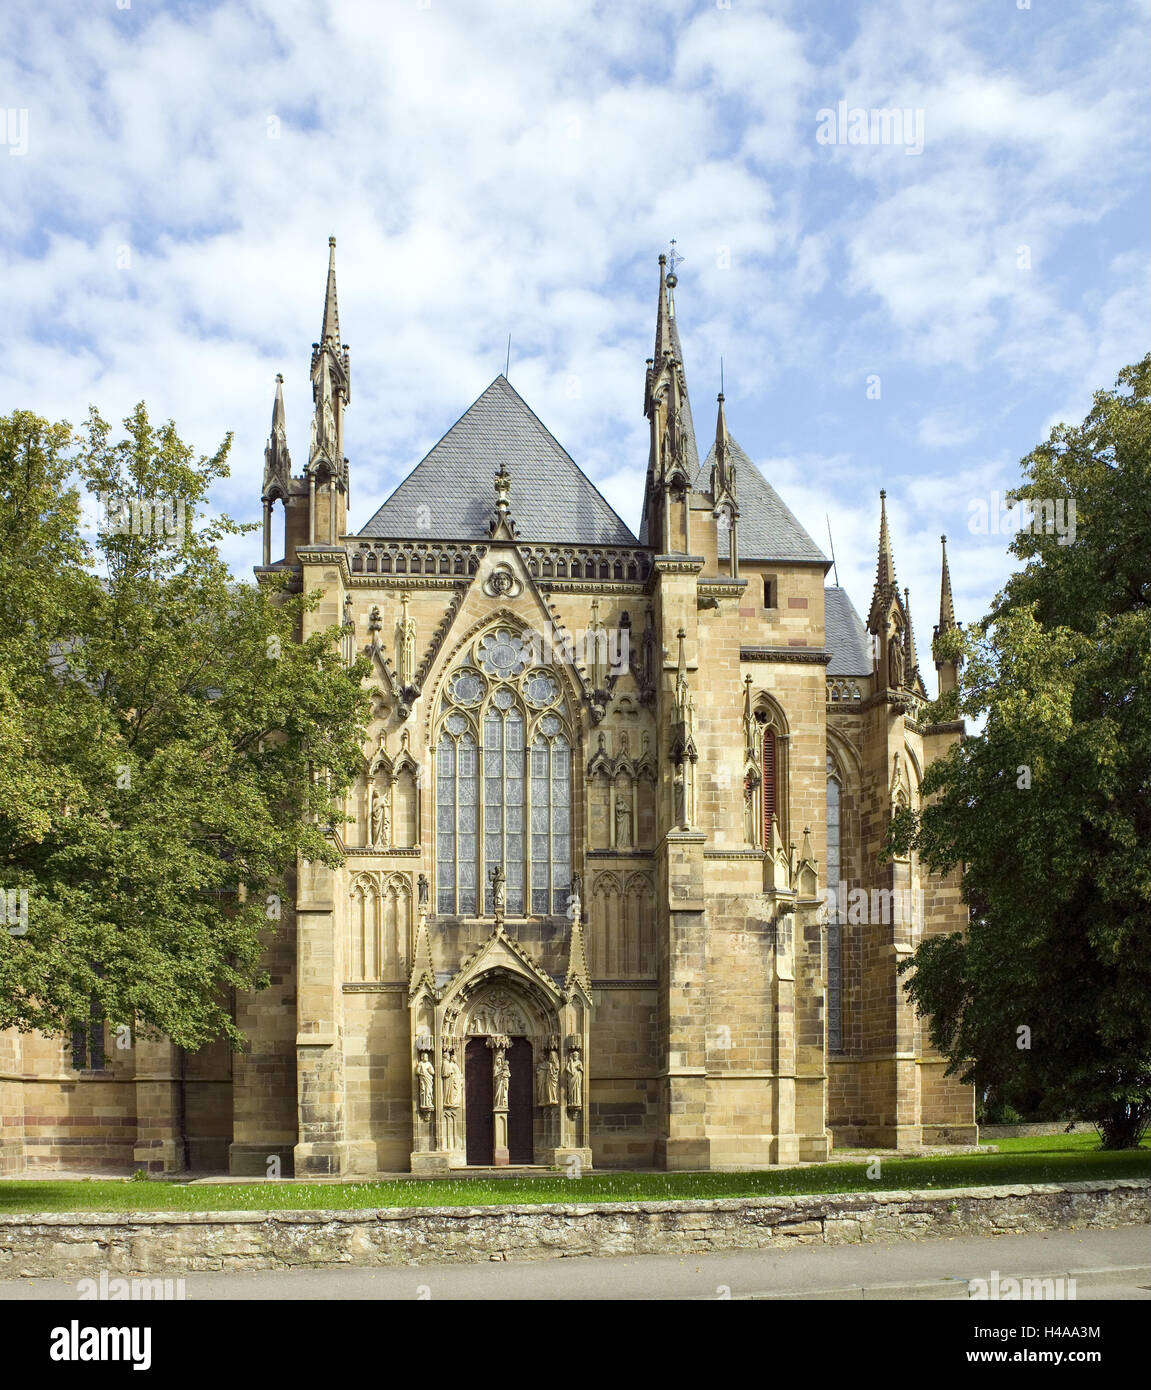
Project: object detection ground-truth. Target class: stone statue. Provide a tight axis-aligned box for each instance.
[565,1049,583,1109]
[546,1049,561,1106]
[441,1049,463,1109]
[490,863,506,915]
[417,873,429,910]
[415,1052,434,1111]
[889,634,904,689]
[370,790,387,847]
[615,798,632,849]
[493,1052,511,1110]
[535,1056,549,1105]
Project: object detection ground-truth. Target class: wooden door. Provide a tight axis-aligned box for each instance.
[465,1037,493,1166]
[507,1037,534,1164]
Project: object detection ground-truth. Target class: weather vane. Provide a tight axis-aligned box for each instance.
[668,239,684,276]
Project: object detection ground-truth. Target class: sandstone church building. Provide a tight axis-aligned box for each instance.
[0,243,977,1176]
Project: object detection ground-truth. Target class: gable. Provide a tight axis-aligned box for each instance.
[359,376,637,547]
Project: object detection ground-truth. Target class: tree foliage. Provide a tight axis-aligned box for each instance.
[0,405,371,1049]
[894,356,1151,1148]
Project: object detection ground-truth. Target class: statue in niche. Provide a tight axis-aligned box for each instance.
[490,863,506,915]
[546,1049,561,1106]
[535,1055,549,1105]
[415,1052,435,1112]
[615,797,632,850]
[673,763,688,829]
[889,633,904,689]
[493,1051,511,1110]
[565,1049,583,1109]
[441,1048,463,1109]
[417,873,429,910]
[370,789,389,848]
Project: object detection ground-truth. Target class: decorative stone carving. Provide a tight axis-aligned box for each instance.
[564,1047,583,1110]
[493,1052,511,1110]
[417,873,429,910]
[415,1052,435,1112]
[615,797,632,849]
[467,990,526,1037]
[441,1048,463,1109]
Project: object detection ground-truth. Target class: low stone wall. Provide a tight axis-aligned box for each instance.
[980,1122,1085,1139]
[0,1180,1146,1277]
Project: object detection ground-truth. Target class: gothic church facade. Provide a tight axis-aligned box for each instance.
[0,243,976,1176]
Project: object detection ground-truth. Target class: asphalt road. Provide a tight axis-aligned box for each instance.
[0,1226,1147,1300]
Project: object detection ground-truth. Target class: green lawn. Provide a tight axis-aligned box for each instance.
[1,1133,1146,1214]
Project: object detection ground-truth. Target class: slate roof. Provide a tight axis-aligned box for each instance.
[825,586,873,676]
[359,376,637,546]
[694,439,828,565]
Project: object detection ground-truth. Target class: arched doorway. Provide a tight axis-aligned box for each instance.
[463,1035,534,1165]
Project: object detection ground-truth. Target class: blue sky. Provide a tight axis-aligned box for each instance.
[1,0,1147,668]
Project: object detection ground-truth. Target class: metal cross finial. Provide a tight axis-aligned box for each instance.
[668,239,684,275]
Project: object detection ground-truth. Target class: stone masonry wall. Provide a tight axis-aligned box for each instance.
[0,1180,1144,1277]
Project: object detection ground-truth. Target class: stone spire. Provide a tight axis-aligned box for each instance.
[934,534,961,696]
[306,237,351,544]
[711,390,739,578]
[262,373,291,501]
[867,489,901,634]
[903,585,922,692]
[320,234,340,348]
[937,534,956,634]
[641,248,700,550]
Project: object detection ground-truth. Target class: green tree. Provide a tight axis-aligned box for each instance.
[0,405,371,1050]
[894,356,1151,1149]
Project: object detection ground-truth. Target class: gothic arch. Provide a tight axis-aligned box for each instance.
[348,871,411,981]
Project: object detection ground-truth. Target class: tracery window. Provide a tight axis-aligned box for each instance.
[762,729,777,846]
[436,629,571,916]
[826,754,844,1054]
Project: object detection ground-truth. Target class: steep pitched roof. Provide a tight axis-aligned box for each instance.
[694,439,827,564]
[359,376,637,546]
[825,586,873,676]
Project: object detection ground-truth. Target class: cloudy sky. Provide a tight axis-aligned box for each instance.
[2,0,1147,658]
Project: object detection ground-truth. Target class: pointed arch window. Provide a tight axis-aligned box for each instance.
[762,729,777,847]
[826,754,844,1054]
[436,632,571,917]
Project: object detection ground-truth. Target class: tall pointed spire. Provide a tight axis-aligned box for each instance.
[713,391,730,489]
[903,585,921,690]
[262,373,291,500]
[640,247,700,549]
[934,534,961,695]
[307,236,351,543]
[868,489,901,635]
[937,534,956,634]
[875,489,896,592]
[320,235,340,347]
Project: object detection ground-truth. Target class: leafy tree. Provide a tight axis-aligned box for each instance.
[894,356,1151,1149]
[0,405,371,1050]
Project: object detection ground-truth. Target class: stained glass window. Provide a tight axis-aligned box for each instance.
[435,637,571,917]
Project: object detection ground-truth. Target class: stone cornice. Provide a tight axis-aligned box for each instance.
[740,646,832,665]
[652,555,706,575]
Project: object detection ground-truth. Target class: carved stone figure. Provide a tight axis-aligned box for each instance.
[615,798,632,849]
[417,873,429,910]
[490,863,506,914]
[565,1050,583,1109]
[546,1049,561,1106]
[493,1052,511,1110]
[370,793,387,848]
[415,1052,434,1111]
[441,1049,463,1109]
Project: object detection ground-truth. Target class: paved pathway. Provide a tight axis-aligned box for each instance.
[0,1227,1146,1300]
